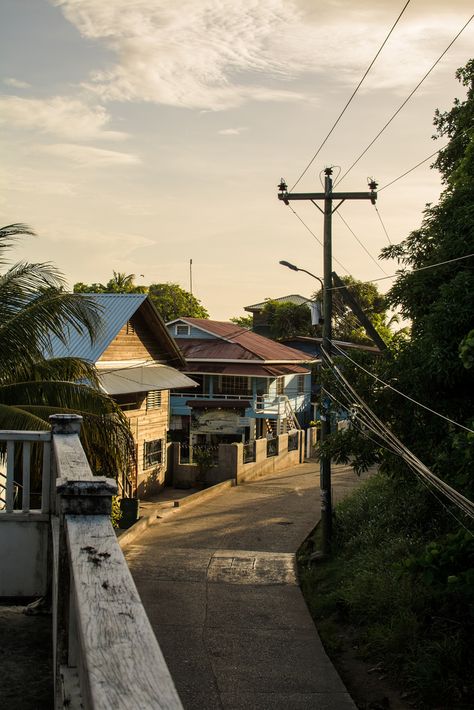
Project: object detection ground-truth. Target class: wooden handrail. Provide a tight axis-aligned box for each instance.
[50,414,182,710]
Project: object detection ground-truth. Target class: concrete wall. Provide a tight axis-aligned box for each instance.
[0,517,49,597]
[171,431,304,488]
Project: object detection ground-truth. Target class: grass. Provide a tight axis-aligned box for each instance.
[298,472,474,709]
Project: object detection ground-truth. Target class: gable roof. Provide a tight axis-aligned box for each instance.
[244,295,311,313]
[49,293,184,366]
[170,318,314,363]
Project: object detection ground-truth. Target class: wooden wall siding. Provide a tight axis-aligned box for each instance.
[124,391,170,495]
[98,312,170,362]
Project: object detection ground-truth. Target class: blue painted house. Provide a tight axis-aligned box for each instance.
[166,318,315,446]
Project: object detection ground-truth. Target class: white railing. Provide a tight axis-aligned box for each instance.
[0,431,51,513]
[0,416,182,710]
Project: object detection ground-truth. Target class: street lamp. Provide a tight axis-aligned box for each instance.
[279,260,324,292]
[279,258,332,557]
[279,260,324,326]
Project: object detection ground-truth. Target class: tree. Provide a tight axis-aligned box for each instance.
[74,271,146,294]
[1,225,135,482]
[328,60,474,496]
[230,314,253,329]
[147,283,209,322]
[261,300,313,339]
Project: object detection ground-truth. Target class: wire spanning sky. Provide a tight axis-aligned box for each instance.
[1,0,473,319]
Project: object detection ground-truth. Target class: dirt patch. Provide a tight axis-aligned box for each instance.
[0,602,53,710]
[320,622,414,710]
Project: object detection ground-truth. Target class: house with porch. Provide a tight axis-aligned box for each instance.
[166,317,315,448]
[48,293,196,496]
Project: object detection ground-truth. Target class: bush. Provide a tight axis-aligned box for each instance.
[298,473,474,707]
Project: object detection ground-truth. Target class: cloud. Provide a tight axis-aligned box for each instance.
[218,127,248,136]
[51,0,473,110]
[4,77,31,89]
[0,95,127,141]
[52,0,305,109]
[34,143,141,167]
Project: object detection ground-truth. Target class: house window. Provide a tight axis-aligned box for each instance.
[126,320,136,335]
[216,376,251,396]
[146,390,162,410]
[297,375,305,395]
[113,393,141,411]
[276,377,284,395]
[176,324,190,336]
[143,439,163,469]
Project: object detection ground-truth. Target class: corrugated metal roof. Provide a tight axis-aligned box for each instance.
[244,295,311,312]
[179,318,314,362]
[183,362,310,377]
[99,364,197,394]
[48,293,149,362]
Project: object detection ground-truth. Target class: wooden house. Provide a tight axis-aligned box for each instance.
[49,293,196,496]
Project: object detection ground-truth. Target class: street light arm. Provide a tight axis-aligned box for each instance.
[279,260,324,291]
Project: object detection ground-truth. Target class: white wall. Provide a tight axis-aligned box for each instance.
[0,518,49,597]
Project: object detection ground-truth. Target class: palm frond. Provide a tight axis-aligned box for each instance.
[0,224,36,267]
[17,404,135,480]
[7,357,101,389]
[0,290,103,379]
[0,402,50,431]
[0,380,117,413]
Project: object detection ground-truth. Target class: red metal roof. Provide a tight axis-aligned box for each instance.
[179,319,313,362]
[183,362,309,377]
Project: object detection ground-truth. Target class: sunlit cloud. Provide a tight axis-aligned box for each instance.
[0,95,127,141]
[34,143,141,167]
[51,0,471,111]
[218,127,248,136]
[4,77,31,89]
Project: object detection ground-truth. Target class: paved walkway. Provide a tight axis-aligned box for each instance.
[124,462,366,709]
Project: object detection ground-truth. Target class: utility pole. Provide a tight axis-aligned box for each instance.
[278,168,377,555]
[189,258,193,295]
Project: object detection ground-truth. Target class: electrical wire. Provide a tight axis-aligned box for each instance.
[290,1,412,191]
[325,252,474,292]
[374,205,392,245]
[288,205,351,274]
[320,347,474,519]
[336,13,474,186]
[330,341,474,434]
[379,123,474,191]
[336,211,388,274]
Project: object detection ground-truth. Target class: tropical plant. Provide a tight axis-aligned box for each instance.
[0,224,135,483]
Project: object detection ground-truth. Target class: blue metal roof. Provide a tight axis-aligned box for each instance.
[48,293,148,362]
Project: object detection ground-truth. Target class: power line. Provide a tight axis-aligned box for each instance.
[336,210,387,274]
[290,1,412,190]
[327,380,473,530]
[288,204,350,274]
[379,123,474,191]
[330,340,474,434]
[336,13,474,186]
[325,252,474,291]
[374,205,392,245]
[320,347,474,520]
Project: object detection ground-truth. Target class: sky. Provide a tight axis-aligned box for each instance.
[1,0,473,320]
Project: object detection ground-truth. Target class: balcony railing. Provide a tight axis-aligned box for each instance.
[0,415,182,710]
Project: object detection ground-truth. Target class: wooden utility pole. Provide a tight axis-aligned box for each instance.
[278,168,377,555]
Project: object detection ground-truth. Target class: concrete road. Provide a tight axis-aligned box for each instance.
[125,462,364,709]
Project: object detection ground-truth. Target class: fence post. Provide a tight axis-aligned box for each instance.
[50,413,117,706]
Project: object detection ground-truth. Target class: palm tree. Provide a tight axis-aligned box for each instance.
[0,224,135,486]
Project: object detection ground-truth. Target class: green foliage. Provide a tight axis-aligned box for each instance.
[261,299,313,339]
[0,225,136,485]
[193,446,215,482]
[111,496,122,528]
[74,271,147,294]
[299,474,474,707]
[147,282,209,322]
[229,314,253,328]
